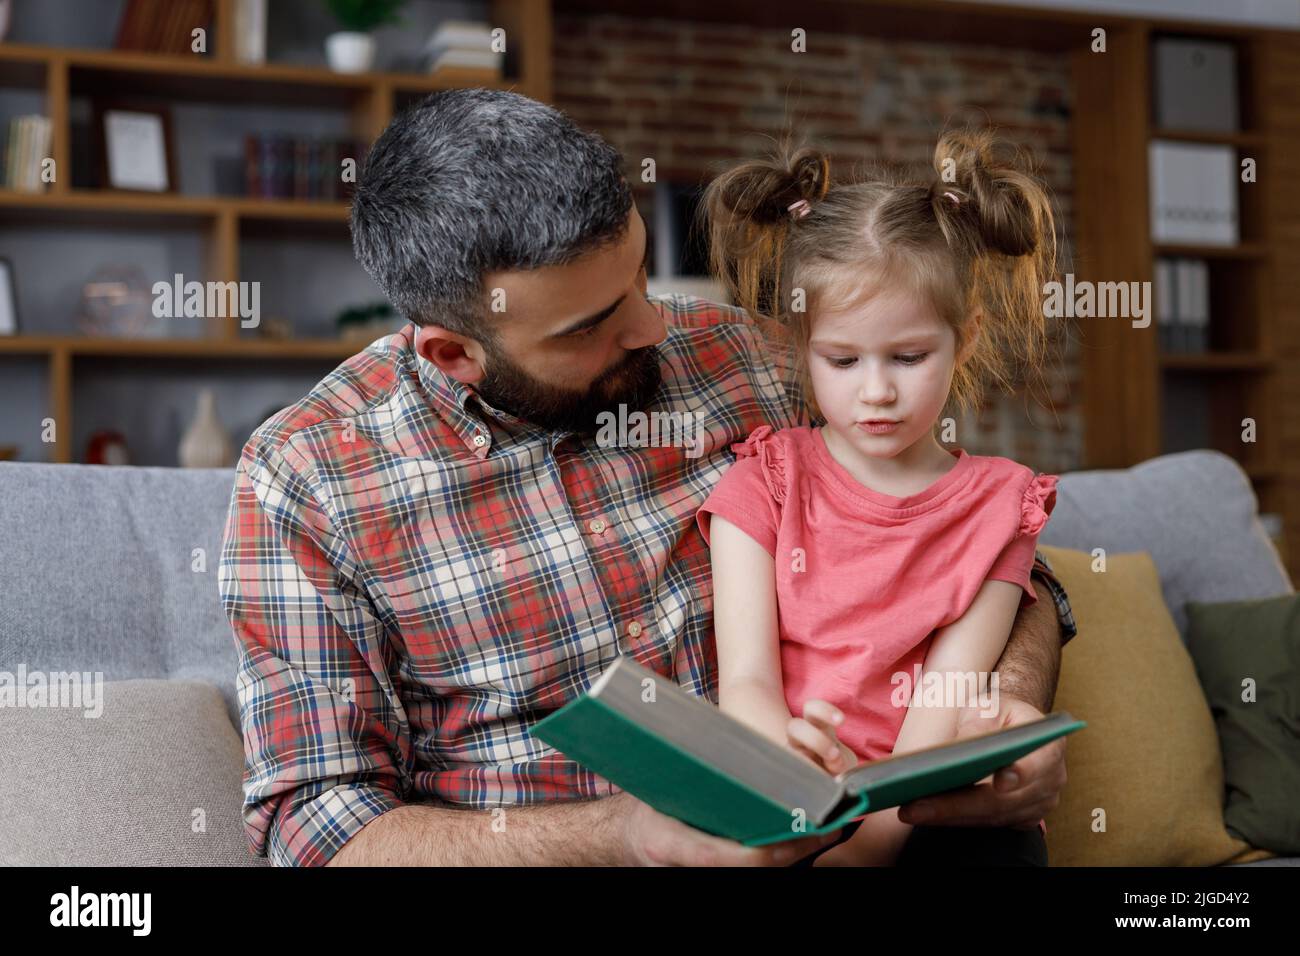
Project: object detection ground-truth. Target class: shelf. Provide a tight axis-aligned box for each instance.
[0,42,514,107]
[0,50,46,88]
[0,334,365,360]
[0,189,351,228]
[1153,242,1269,260]
[1160,352,1275,371]
[1150,128,1268,147]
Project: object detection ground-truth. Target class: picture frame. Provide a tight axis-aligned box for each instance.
[94,101,177,193]
[0,256,18,335]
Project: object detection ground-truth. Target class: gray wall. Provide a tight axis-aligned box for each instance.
[0,359,50,463]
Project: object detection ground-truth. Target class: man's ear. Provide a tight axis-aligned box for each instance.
[415,324,488,386]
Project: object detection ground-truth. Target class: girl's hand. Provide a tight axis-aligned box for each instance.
[786,699,859,775]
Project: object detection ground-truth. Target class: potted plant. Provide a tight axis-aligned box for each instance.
[324,0,406,73]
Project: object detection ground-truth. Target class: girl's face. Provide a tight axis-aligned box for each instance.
[807,282,968,461]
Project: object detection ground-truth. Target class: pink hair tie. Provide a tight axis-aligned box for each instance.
[943,191,960,205]
[787,199,812,220]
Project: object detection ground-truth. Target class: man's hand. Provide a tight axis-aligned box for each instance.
[616,791,845,866]
[896,696,1066,830]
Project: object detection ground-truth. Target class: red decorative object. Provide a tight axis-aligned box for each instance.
[84,430,130,465]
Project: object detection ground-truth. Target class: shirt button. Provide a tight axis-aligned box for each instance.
[588,518,607,534]
[472,433,487,447]
[626,621,643,638]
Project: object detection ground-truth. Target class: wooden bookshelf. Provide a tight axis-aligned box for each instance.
[1152,242,1270,260]
[1159,352,1275,371]
[0,334,364,359]
[1072,24,1300,575]
[1150,127,1268,148]
[0,0,553,465]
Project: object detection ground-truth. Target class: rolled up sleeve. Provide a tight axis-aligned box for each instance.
[219,438,410,867]
[1030,549,1078,646]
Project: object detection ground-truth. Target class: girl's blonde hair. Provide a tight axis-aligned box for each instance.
[699,128,1060,424]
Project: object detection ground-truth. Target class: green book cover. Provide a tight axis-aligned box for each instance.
[531,656,1085,847]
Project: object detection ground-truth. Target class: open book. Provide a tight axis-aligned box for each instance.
[531,655,1085,846]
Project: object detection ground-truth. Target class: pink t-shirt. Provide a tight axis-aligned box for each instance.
[696,423,1059,763]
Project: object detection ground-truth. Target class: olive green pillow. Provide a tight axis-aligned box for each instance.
[1185,593,1300,854]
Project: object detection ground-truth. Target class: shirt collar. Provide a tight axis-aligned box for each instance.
[402,321,543,457]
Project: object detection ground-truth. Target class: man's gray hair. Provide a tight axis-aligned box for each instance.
[350,88,633,339]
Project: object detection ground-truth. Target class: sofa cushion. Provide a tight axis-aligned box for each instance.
[0,678,266,866]
[1039,546,1272,866]
[1185,593,1300,855]
[0,462,240,727]
[1040,450,1293,636]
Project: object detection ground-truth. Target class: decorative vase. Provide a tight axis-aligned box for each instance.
[179,389,233,468]
[325,32,375,73]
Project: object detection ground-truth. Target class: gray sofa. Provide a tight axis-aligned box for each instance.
[0,449,1294,866]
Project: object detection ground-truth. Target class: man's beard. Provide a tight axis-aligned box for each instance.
[472,339,663,436]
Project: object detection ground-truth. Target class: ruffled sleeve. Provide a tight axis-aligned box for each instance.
[695,423,789,554]
[1018,473,1059,538]
[987,471,1060,607]
[729,424,789,505]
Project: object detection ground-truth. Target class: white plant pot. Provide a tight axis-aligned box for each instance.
[326,32,375,73]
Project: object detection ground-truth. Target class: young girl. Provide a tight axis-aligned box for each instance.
[694,129,1061,866]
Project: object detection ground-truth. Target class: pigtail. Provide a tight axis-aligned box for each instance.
[696,125,1062,426]
[930,128,1060,408]
[699,144,831,323]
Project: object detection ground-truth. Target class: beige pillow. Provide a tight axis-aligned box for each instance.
[0,678,267,866]
[1040,546,1272,866]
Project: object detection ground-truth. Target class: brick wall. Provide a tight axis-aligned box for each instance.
[553,14,1082,474]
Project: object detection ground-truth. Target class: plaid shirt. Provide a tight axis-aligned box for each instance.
[219,292,1077,866]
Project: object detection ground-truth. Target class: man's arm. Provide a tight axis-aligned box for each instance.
[894,575,1069,830]
[220,440,416,866]
[993,575,1063,713]
[327,797,624,866]
[327,792,844,866]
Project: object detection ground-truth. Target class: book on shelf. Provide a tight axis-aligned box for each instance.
[243,135,367,201]
[1149,141,1239,246]
[1153,37,1239,134]
[429,48,505,73]
[1155,257,1210,354]
[530,654,1085,846]
[232,0,268,65]
[1,115,52,193]
[423,19,504,75]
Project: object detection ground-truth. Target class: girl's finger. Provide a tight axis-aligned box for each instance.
[802,699,845,729]
[790,739,847,774]
[803,714,844,749]
[786,718,844,768]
